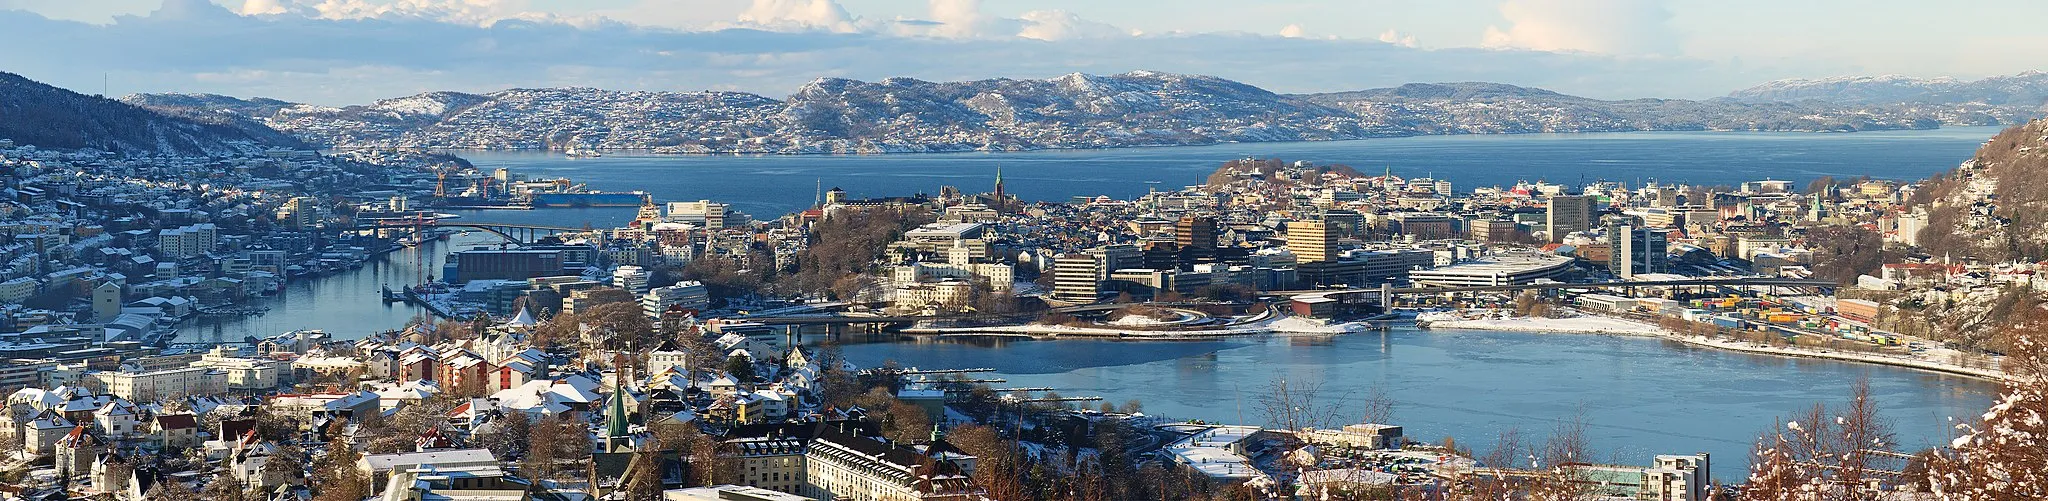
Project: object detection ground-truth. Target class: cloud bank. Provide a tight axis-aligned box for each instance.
[0,0,1824,105]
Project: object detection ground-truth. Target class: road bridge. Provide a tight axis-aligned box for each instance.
[1270,277,1836,297]
[354,213,589,244]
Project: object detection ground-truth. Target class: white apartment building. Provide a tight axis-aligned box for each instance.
[94,366,222,401]
[804,427,981,501]
[156,223,217,259]
[643,281,710,317]
[613,265,651,294]
[666,200,731,229]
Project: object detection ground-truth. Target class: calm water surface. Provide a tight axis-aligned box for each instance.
[832,330,1995,481]
[446,126,2004,225]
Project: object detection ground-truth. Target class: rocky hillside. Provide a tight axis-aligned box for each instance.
[1913,120,2048,263]
[0,72,301,156]
[126,71,2048,154]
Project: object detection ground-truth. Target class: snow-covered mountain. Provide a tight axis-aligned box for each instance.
[1729,71,2048,106]
[125,71,2048,154]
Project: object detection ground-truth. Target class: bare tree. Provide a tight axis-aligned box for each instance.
[1530,414,1595,501]
[1834,379,1894,495]
[1455,427,1527,501]
[1741,378,1895,500]
[1359,382,1396,426]
[1256,377,1347,432]
[310,442,371,501]
[1925,321,2048,500]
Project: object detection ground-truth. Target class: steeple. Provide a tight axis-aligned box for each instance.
[993,165,1005,202]
[605,386,633,451]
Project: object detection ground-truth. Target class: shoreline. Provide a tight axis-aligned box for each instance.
[313,124,2003,157]
[1421,314,2007,381]
[900,313,1379,339]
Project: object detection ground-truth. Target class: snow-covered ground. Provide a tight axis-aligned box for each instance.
[1108,314,1175,326]
[1420,314,1666,337]
[1419,311,2006,380]
[1264,316,1373,334]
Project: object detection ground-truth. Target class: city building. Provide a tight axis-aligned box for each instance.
[666,200,731,229]
[643,281,710,318]
[1606,221,1670,278]
[451,249,565,282]
[1546,194,1597,243]
[1176,215,1218,262]
[1409,254,1575,287]
[803,424,981,501]
[1050,253,1105,304]
[614,265,651,294]
[93,366,221,401]
[1288,221,1337,263]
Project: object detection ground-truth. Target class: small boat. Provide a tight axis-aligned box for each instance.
[566,147,602,158]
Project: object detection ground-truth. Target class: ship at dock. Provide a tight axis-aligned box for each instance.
[426,166,648,209]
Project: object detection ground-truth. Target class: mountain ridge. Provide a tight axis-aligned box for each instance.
[1728,71,2048,106]
[1,72,302,156]
[122,70,2048,154]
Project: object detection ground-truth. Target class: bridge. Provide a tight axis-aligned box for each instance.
[1272,277,1837,297]
[354,213,590,243]
[732,279,1831,327]
[732,302,1228,326]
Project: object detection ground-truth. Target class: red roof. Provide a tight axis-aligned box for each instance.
[155,414,198,430]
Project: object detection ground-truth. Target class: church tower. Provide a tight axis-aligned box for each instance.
[604,387,635,453]
[993,165,1005,202]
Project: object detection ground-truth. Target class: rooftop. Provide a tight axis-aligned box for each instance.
[1165,425,1267,480]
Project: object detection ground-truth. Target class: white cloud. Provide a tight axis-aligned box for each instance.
[736,0,859,33]
[1377,29,1416,48]
[228,0,562,26]
[924,0,989,38]
[237,0,288,15]
[1278,24,1306,38]
[0,0,1821,105]
[1015,10,1122,41]
[1480,0,1677,55]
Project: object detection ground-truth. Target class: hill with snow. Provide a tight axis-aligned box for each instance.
[124,71,2048,154]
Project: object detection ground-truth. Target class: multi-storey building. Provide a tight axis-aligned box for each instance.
[1287,221,1336,263]
[1546,194,1597,243]
[643,281,710,317]
[803,425,981,501]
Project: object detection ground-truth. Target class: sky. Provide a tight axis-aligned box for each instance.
[0,0,2043,105]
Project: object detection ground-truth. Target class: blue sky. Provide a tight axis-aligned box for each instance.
[0,0,2042,104]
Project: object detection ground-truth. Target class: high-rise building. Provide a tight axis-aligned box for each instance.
[1050,253,1106,304]
[1606,220,1669,278]
[277,197,325,230]
[1288,221,1337,263]
[1546,194,1597,243]
[1175,216,1218,252]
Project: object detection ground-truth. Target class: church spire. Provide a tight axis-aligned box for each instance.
[606,386,631,441]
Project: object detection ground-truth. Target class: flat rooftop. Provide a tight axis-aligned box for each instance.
[1166,425,1266,480]
[1411,254,1573,276]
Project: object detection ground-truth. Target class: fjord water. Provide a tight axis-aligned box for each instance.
[447,126,2005,225]
[830,331,1993,481]
[215,129,2002,479]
